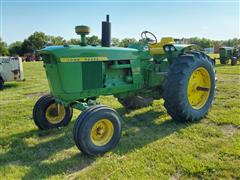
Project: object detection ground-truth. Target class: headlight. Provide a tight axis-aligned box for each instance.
[165,46,170,52]
[170,46,175,51]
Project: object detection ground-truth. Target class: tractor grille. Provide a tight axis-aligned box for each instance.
[82,62,103,90]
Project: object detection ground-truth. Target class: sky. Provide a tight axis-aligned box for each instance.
[0,0,239,44]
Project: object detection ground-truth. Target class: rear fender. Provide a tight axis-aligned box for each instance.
[163,44,203,63]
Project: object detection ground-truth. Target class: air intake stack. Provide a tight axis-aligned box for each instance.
[101,15,111,47]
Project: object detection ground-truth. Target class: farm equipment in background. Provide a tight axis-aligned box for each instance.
[33,15,216,156]
[23,52,42,62]
[219,47,240,65]
[0,56,24,89]
[205,46,240,66]
[231,47,240,65]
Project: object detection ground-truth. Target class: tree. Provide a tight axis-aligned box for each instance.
[0,38,9,56]
[67,36,100,46]
[47,36,66,45]
[28,32,48,50]
[21,39,34,54]
[86,35,100,45]
[212,40,223,47]
[112,38,120,46]
[67,38,80,45]
[20,32,48,54]
[222,38,240,47]
[119,38,137,47]
[188,37,213,49]
[9,41,23,56]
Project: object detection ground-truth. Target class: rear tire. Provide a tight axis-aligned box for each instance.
[118,96,153,110]
[73,105,122,156]
[162,52,215,122]
[33,94,73,130]
[231,57,238,66]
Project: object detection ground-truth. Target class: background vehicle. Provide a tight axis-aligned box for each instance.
[219,47,240,65]
[0,56,24,89]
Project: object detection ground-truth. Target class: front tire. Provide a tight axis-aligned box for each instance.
[33,94,73,130]
[163,52,215,122]
[220,58,229,64]
[73,105,122,156]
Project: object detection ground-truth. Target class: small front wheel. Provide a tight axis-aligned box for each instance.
[33,94,73,130]
[220,58,229,64]
[73,105,122,156]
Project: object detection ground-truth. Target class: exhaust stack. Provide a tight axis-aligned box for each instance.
[101,15,111,47]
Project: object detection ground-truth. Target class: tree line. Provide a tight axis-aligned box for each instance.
[0,31,239,56]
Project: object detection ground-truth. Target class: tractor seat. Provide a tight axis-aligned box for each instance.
[149,37,175,55]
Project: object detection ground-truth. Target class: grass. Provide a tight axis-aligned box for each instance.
[0,61,240,179]
[207,53,219,59]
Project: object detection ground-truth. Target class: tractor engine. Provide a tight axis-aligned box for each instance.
[41,15,148,103]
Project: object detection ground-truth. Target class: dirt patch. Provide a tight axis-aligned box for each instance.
[219,124,240,137]
[217,74,240,83]
[170,170,182,180]
[202,120,240,137]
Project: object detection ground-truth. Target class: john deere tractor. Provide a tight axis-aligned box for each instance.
[219,47,240,65]
[33,15,215,156]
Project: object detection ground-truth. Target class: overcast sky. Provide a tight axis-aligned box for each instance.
[0,0,239,44]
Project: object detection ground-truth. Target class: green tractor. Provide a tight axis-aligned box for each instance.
[34,15,216,156]
[219,47,240,65]
[231,47,240,65]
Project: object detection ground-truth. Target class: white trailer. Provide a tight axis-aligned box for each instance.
[0,57,24,89]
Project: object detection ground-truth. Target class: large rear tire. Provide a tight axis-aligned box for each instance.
[33,94,73,130]
[118,96,153,110]
[163,52,215,122]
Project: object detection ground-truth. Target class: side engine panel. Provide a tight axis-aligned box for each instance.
[104,60,133,88]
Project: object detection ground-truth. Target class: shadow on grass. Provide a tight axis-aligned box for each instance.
[114,107,188,155]
[0,107,189,179]
[1,83,18,89]
[0,122,97,179]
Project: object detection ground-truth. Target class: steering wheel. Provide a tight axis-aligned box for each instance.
[141,31,157,44]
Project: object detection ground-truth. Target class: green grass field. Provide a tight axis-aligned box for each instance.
[207,53,219,59]
[0,62,240,179]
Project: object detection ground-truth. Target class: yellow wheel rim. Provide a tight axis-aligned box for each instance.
[188,67,211,109]
[91,119,114,146]
[45,103,66,124]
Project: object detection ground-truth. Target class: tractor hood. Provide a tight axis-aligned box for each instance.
[39,45,139,62]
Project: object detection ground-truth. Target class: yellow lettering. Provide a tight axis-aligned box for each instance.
[60,57,108,62]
